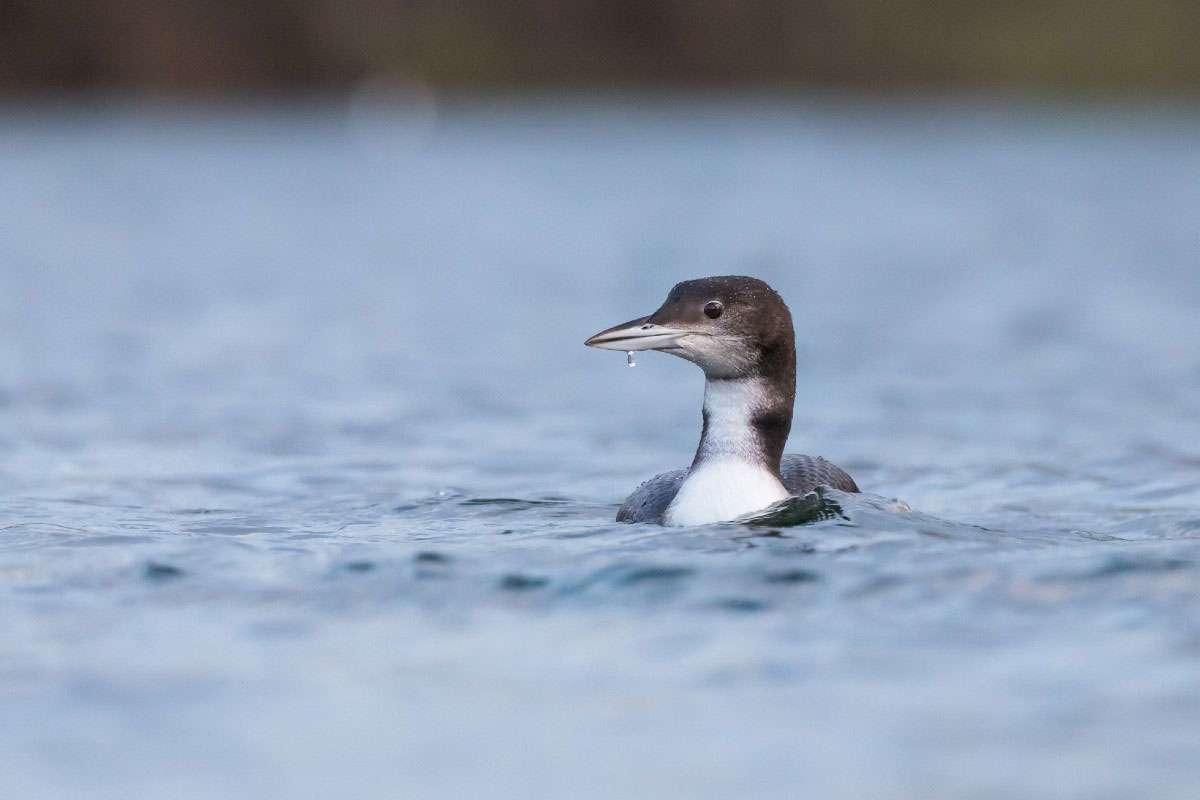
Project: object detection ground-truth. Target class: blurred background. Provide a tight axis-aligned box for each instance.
[2,0,1199,94]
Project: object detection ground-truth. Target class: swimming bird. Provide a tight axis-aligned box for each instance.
[585,276,859,525]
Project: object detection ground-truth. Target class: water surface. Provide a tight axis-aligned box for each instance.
[2,98,1199,799]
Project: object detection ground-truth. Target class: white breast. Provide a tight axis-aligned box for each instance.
[663,458,789,526]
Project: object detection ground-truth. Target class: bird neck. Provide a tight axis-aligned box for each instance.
[691,374,793,476]
[663,375,793,526]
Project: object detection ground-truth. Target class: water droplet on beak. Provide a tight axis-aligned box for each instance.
[626,351,636,368]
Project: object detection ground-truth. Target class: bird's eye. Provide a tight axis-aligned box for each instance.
[703,301,723,319]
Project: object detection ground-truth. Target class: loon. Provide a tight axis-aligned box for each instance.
[585,276,859,526]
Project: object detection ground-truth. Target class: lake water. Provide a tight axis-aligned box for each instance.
[2,97,1199,799]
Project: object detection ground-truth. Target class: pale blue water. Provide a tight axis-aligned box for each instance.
[2,97,1200,799]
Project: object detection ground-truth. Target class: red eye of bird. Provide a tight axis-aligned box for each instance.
[703,301,723,319]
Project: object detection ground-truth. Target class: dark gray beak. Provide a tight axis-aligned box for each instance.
[585,316,689,351]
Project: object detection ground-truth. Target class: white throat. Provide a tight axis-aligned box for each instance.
[663,378,789,526]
